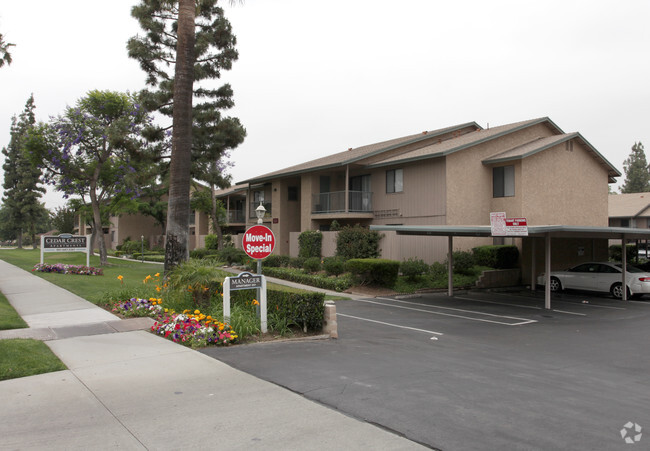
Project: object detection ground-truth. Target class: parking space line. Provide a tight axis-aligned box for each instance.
[454,294,587,316]
[552,309,587,316]
[337,313,444,337]
[358,299,537,326]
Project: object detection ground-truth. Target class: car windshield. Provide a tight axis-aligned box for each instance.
[613,263,644,273]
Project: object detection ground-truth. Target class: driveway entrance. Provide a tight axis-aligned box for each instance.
[202,292,650,450]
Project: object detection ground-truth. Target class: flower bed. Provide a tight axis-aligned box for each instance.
[32,263,103,276]
[109,293,237,348]
[151,311,238,347]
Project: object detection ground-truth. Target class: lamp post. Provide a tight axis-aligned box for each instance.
[255,201,266,225]
[254,202,266,314]
[141,235,144,263]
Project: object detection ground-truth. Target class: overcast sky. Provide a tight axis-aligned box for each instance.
[1,0,649,209]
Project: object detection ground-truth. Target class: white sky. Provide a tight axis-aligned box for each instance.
[1,0,649,209]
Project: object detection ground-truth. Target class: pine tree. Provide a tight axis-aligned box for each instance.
[0,32,14,68]
[1,94,45,248]
[621,142,650,193]
[128,0,242,271]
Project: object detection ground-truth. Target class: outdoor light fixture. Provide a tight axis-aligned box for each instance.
[255,202,266,224]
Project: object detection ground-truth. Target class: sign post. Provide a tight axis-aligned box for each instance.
[223,272,267,333]
[40,234,92,266]
[228,225,275,334]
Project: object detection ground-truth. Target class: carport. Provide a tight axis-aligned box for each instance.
[370,224,650,309]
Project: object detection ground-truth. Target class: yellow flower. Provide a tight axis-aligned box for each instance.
[155,286,161,292]
[252,299,260,306]
[154,273,160,278]
[194,309,200,315]
[117,275,124,284]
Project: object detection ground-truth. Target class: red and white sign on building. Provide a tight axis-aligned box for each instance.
[242,225,276,259]
[505,218,528,236]
[490,212,528,236]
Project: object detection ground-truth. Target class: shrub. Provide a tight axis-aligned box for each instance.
[346,258,399,287]
[336,225,382,259]
[264,255,291,268]
[609,244,638,263]
[229,288,326,332]
[165,259,223,309]
[430,262,448,279]
[288,257,306,268]
[449,251,475,275]
[262,267,354,292]
[330,220,341,231]
[298,230,322,258]
[303,257,322,274]
[205,234,219,250]
[119,238,147,256]
[189,248,218,259]
[472,245,519,269]
[400,258,429,281]
[217,247,248,265]
[323,256,346,276]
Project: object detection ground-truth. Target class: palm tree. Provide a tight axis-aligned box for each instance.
[165,0,196,271]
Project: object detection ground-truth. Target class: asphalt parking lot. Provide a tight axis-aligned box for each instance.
[202,290,650,450]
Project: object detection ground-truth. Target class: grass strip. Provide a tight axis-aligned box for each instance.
[0,339,67,381]
[0,290,27,330]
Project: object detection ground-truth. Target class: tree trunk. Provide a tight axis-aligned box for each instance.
[16,229,23,249]
[164,0,196,273]
[210,185,224,250]
[89,172,107,266]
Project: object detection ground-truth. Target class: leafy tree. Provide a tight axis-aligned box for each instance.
[128,0,241,271]
[2,95,46,248]
[621,142,650,193]
[0,32,14,68]
[25,90,156,265]
[190,186,228,248]
[0,203,50,243]
[50,204,77,234]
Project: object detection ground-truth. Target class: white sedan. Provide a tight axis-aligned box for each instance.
[537,261,650,299]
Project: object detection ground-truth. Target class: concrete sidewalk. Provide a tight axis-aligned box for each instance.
[0,259,423,450]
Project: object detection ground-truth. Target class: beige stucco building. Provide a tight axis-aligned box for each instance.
[218,117,619,267]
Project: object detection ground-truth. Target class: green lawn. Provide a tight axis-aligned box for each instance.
[0,249,164,305]
[0,290,27,330]
[0,339,67,381]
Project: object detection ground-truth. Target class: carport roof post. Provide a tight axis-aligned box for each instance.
[370,225,650,308]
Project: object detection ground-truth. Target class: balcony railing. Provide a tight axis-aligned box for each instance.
[312,191,372,213]
[249,202,272,219]
[227,210,246,223]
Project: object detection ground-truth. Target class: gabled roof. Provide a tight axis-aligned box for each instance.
[239,117,620,184]
[366,117,549,168]
[483,132,620,182]
[609,192,650,218]
[214,183,249,198]
[239,122,481,184]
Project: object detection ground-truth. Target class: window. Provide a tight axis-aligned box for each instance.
[493,165,514,197]
[288,186,298,201]
[386,169,403,193]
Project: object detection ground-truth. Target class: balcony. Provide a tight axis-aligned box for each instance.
[312,191,373,214]
[227,209,246,224]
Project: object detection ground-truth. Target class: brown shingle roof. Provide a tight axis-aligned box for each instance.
[239,122,480,183]
[367,118,548,167]
[609,193,650,218]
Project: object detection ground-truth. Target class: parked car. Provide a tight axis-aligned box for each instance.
[537,261,650,299]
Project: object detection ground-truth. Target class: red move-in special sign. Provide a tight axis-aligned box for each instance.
[242,225,275,259]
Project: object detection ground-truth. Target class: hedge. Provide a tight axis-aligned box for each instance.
[345,258,400,287]
[231,289,326,331]
[262,267,354,292]
[472,245,519,269]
